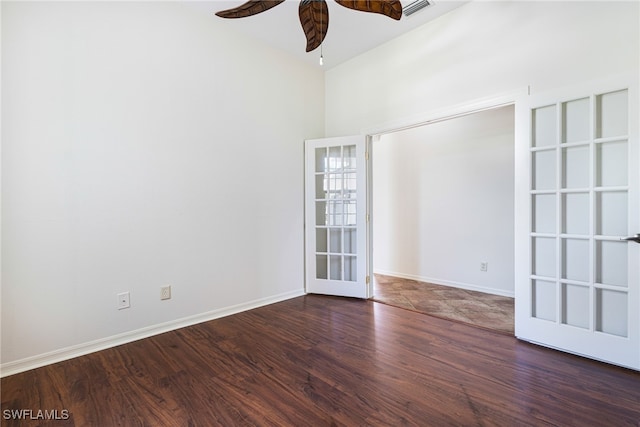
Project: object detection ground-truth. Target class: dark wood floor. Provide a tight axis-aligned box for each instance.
[2,295,639,426]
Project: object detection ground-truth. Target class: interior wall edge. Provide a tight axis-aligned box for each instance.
[0,289,305,378]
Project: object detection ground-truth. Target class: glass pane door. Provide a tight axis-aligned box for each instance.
[305,136,367,298]
[516,77,639,370]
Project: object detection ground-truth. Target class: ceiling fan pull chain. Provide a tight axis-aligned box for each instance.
[320,3,324,66]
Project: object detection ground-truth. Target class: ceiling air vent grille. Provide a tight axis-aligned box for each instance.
[402,0,432,17]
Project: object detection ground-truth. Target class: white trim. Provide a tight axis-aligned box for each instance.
[374,270,515,298]
[0,289,305,378]
[365,136,374,298]
[363,87,530,136]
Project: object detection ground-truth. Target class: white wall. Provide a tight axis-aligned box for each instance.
[373,106,515,296]
[1,2,324,371]
[325,1,639,136]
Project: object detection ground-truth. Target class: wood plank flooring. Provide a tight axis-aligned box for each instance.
[373,274,515,335]
[2,295,639,426]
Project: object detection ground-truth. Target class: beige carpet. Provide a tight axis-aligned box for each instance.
[373,274,514,335]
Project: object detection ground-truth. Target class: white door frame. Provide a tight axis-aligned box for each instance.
[362,88,530,298]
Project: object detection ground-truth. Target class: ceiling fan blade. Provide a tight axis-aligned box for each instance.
[335,0,402,20]
[216,0,285,19]
[299,0,329,52]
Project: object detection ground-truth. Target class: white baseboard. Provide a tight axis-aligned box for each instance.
[0,289,305,378]
[374,270,515,298]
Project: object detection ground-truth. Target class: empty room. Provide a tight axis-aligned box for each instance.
[2,0,639,425]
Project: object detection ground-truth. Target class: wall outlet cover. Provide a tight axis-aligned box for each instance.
[117,292,130,310]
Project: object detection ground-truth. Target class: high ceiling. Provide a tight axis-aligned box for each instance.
[188,1,468,69]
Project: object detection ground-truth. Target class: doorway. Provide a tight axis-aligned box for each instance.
[370,105,516,334]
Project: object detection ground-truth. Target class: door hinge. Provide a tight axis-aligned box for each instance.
[366,213,370,223]
[366,275,370,284]
[365,151,370,161]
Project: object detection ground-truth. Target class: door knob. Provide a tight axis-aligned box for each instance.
[621,233,640,244]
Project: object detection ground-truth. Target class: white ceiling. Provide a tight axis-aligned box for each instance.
[187,0,468,69]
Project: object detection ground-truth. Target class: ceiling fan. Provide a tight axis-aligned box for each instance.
[216,0,403,53]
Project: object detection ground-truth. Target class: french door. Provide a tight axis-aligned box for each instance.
[515,75,639,370]
[304,136,369,298]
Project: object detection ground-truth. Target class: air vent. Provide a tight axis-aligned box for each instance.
[402,0,432,17]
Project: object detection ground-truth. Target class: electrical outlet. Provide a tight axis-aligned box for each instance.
[161,285,171,300]
[480,262,488,272]
[117,292,130,310]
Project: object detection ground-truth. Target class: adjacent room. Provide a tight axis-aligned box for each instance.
[371,105,515,334]
[2,0,639,425]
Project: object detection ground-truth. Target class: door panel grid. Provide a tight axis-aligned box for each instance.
[315,145,358,281]
[529,89,630,338]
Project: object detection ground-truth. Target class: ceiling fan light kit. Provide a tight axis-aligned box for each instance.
[216,0,403,60]
[402,0,432,17]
